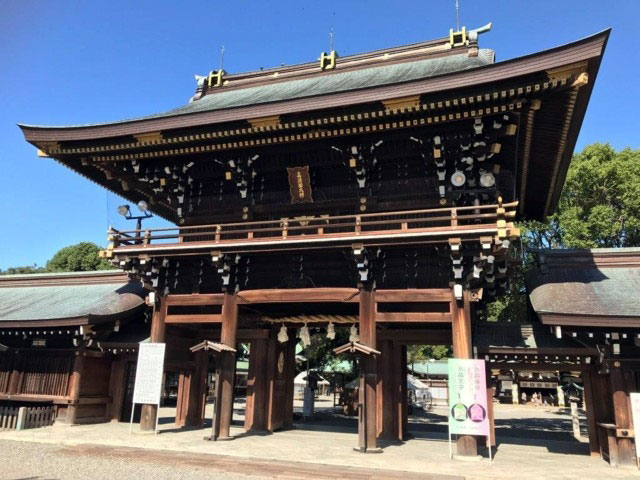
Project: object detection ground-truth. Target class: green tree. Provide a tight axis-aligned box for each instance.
[0,264,45,275]
[301,327,351,373]
[484,143,640,321]
[45,242,112,272]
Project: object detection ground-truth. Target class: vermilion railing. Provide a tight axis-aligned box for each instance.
[107,201,518,251]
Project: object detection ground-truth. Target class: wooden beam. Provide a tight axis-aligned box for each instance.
[237,288,359,304]
[375,289,451,303]
[376,312,452,323]
[377,329,451,344]
[486,362,587,371]
[165,294,225,306]
[165,314,222,324]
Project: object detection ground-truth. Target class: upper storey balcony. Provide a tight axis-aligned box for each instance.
[103,200,519,259]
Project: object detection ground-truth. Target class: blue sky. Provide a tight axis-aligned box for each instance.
[0,0,638,270]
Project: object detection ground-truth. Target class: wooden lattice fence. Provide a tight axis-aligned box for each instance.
[0,405,56,430]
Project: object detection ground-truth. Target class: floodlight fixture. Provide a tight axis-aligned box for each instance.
[117,204,131,217]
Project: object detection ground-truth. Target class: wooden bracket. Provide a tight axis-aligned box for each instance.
[248,115,281,130]
[134,131,163,144]
[381,95,421,112]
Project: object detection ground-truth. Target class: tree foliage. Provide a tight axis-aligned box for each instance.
[0,264,45,275]
[484,143,640,321]
[45,242,112,273]
[300,327,351,373]
[407,344,451,365]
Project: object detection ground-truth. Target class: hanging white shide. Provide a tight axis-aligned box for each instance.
[326,321,336,340]
[300,324,311,347]
[349,324,359,343]
[277,323,289,343]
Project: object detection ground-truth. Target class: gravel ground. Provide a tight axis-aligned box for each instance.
[0,440,264,480]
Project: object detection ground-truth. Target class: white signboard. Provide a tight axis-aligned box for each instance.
[630,392,640,461]
[132,343,166,406]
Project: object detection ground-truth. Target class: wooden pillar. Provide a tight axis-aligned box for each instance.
[358,290,380,452]
[283,334,296,429]
[400,345,409,440]
[66,353,84,424]
[377,339,397,441]
[610,366,635,466]
[7,351,21,395]
[108,357,127,421]
[185,352,208,428]
[175,370,190,427]
[582,369,600,456]
[140,298,167,431]
[451,290,477,457]
[245,338,269,431]
[218,293,238,439]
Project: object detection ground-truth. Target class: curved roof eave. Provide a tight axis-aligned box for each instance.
[19,30,610,144]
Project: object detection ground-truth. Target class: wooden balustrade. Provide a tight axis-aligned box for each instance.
[108,201,518,252]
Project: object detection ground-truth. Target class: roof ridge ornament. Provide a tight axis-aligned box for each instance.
[207,69,226,88]
[319,50,337,70]
[448,22,492,49]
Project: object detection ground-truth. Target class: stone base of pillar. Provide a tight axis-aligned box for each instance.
[353,446,383,454]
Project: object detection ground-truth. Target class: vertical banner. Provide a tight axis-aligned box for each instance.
[448,359,489,436]
[630,392,640,463]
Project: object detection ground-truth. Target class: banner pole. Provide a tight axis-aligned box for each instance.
[489,429,493,461]
[448,413,452,459]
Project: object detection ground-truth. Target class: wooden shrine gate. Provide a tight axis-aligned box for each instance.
[140,286,480,454]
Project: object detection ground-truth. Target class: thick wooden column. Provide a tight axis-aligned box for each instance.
[108,357,127,421]
[377,339,397,441]
[610,366,635,466]
[358,290,380,452]
[244,338,269,431]
[175,370,190,427]
[7,351,21,395]
[217,293,238,439]
[66,352,84,424]
[582,369,600,456]
[400,344,408,439]
[282,335,296,429]
[451,290,477,457]
[140,298,167,431]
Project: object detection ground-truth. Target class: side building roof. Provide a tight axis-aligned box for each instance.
[526,248,640,328]
[0,270,146,327]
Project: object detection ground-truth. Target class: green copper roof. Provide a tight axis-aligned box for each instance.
[21,49,494,129]
[0,278,145,322]
[474,322,583,351]
[527,267,640,318]
[409,360,449,377]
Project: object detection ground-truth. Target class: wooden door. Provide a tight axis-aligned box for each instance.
[268,341,287,431]
[120,361,141,422]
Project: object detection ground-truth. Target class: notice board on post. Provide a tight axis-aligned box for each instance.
[447,358,491,459]
[130,342,166,433]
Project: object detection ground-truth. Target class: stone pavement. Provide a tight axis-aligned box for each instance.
[0,403,637,480]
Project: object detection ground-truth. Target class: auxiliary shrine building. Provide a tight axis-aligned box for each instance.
[12,25,633,464]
